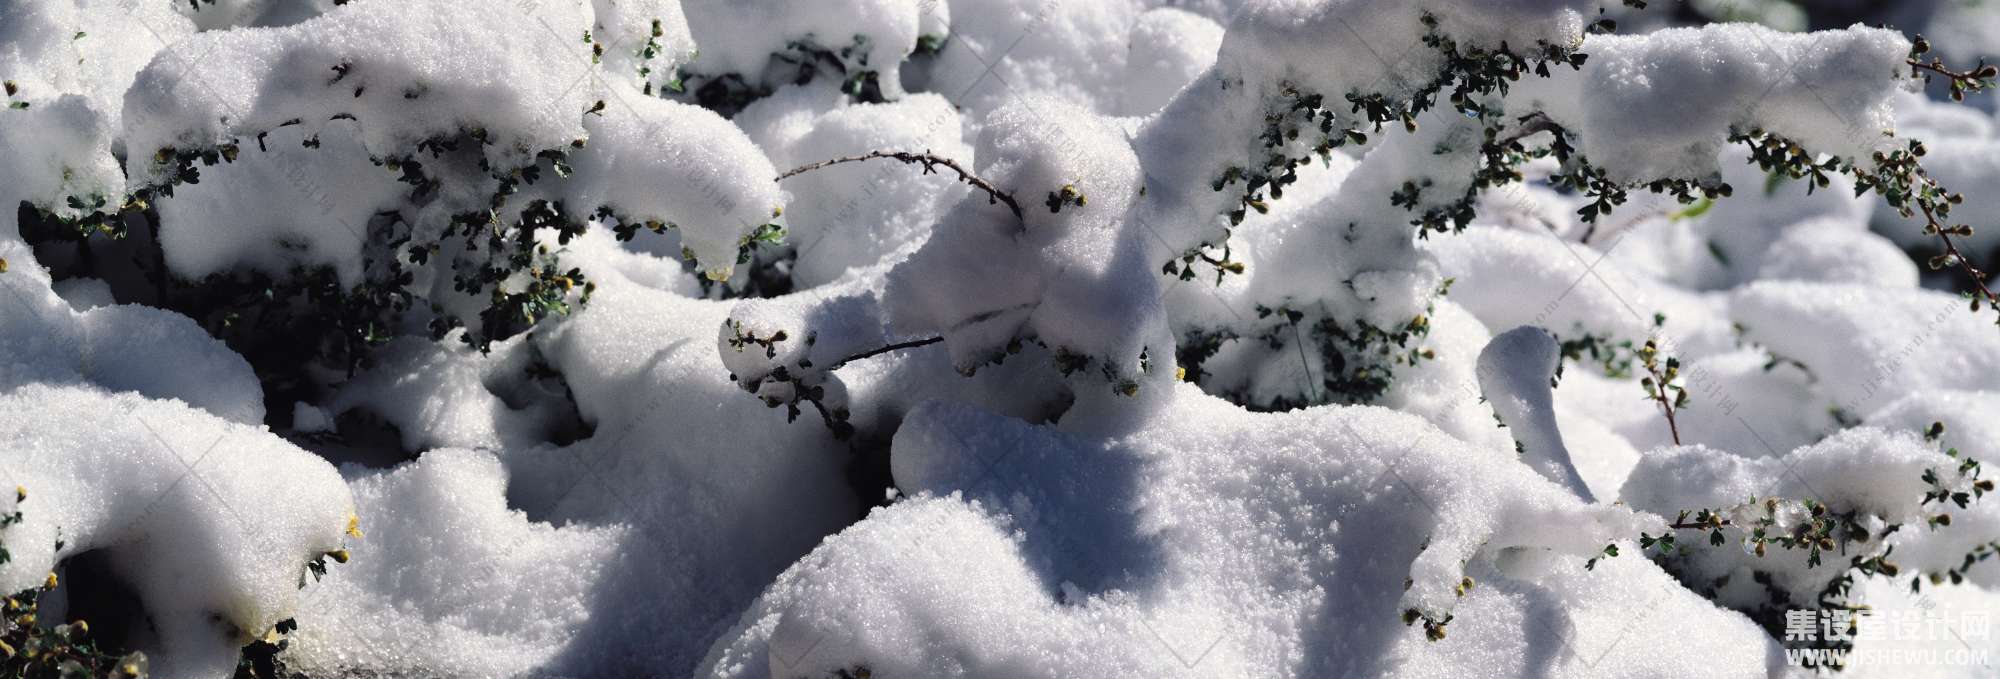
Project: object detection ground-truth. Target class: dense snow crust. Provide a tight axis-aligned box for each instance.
[1,0,1998,677]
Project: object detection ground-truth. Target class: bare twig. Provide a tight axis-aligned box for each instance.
[1495,111,1565,149]
[1668,518,1731,530]
[1918,199,2000,311]
[1637,338,1684,446]
[777,150,1025,220]
[1906,55,1999,101]
[830,335,944,370]
[1642,370,1682,446]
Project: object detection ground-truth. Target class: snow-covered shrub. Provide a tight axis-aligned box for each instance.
[10,0,785,392]
[719,3,1996,426]
[678,0,939,109]
[0,385,358,676]
[694,2,2000,671]
[1,490,150,679]
[1620,425,1996,653]
[5,1,2000,678]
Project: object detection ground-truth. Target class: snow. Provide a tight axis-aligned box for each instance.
[0,0,195,227]
[590,0,697,97]
[565,93,786,279]
[738,88,971,288]
[51,276,115,311]
[1477,327,1596,501]
[0,95,124,231]
[1427,226,1733,357]
[324,332,570,452]
[176,0,343,30]
[1869,390,2000,466]
[2,1,1999,678]
[152,123,395,287]
[1730,282,2000,418]
[1523,23,1913,183]
[680,0,932,100]
[1375,299,1513,454]
[280,448,625,676]
[0,384,355,678]
[1753,216,1920,288]
[79,304,266,425]
[699,391,1763,679]
[1621,427,2000,606]
[0,256,263,424]
[925,0,1145,115]
[1118,8,1224,116]
[120,0,780,287]
[882,94,1171,395]
[121,0,598,188]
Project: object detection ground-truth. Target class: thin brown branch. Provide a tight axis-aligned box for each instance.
[1918,199,2000,311]
[1907,57,1962,79]
[777,150,1025,221]
[1667,520,1731,531]
[1644,368,1682,446]
[1907,57,1998,85]
[1638,340,1684,446]
[1495,111,1565,149]
[830,335,944,370]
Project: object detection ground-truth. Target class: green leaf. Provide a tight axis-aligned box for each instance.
[1705,241,1731,266]
[1669,197,1714,221]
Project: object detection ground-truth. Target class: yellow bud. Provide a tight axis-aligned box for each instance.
[44,572,56,589]
[0,258,8,274]
[328,549,350,563]
[346,514,364,538]
[1175,366,1187,381]
[14,485,23,502]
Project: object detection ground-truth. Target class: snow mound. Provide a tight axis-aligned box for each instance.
[0,0,195,225]
[749,90,971,288]
[681,0,934,100]
[927,0,1144,115]
[80,304,265,425]
[1622,427,2000,605]
[1524,23,1912,182]
[1730,282,2000,418]
[0,384,354,678]
[281,448,623,677]
[151,122,398,288]
[883,95,1171,394]
[1119,8,1224,116]
[121,0,598,187]
[1478,326,1595,501]
[699,390,1774,678]
[0,257,262,424]
[325,332,572,452]
[1869,390,2000,465]
[289,241,861,677]
[566,93,786,279]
